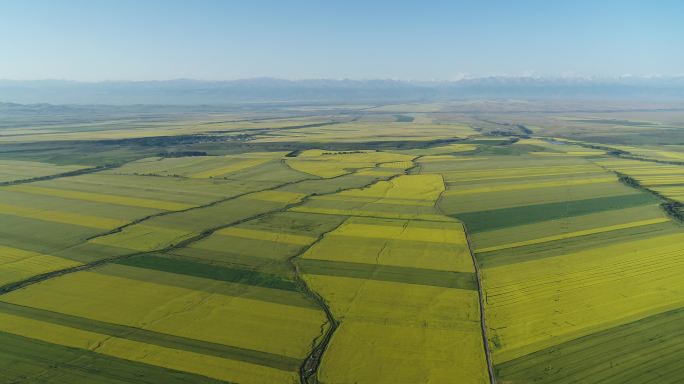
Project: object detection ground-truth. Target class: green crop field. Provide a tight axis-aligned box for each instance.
[1,102,684,384]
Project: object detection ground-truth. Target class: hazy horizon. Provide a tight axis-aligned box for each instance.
[3,75,684,83]
[2,0,682,82]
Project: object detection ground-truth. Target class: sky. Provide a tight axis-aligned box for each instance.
[1,0,683,81]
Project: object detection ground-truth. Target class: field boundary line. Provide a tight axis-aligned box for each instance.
[289,219,346,384]
[435,174,496,384]
[0,163,121,187]
[591,157,684,224]
[294,156,423,383]
[464,223,497,384]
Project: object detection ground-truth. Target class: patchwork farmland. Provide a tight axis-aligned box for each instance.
[1,103,684,384]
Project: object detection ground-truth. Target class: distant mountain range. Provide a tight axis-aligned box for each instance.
[1,77,683,105]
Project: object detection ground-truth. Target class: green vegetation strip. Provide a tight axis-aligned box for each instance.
[115,254,298,291]
[0,331,227,384]
[96,261,317,309]
[495,306,684,384]
[477,221,677,268]
[457,193,656,233]
[0,301,301,372]
[298,259,477,290]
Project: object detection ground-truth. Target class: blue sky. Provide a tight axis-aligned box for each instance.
[1,0,682,81]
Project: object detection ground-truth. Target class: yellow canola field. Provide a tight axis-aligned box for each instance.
[305,275,489,384]
[331,220,467,244]
[314,194,436,207]
[353,169,399,177]
[484,232,684,364]
[98,338,299,384]
[292,174,449,221]
[216,227,316,245]
[379,161,414,169]
[340,174,444,201]
[471,204,666,250]
[305,276,479,330]
[476,217,669,253]
[1,264,326,359]
[190,158,269,178]
[428,143,478,153]
[90,224,195,252]
[440,164,599,182]
[0,245,81,286]
[9,184,193,211]
[320,320,487,384]
[303,217,473,272]
[444,176,615,196]
[292,206,453,222]
[285,160,358,178]
[0,312,297,384]
[0,202,127,229]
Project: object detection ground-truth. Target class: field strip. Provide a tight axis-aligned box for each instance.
[89,224,198,252]
[486,258,684,307]
[0,245,78,269]
[189,158,269,178]
[0,331,230,384]
[313,194,436,206]
[0,301,301,371]
[493,306,684,382]
[244,190,306,203]
[114,255,298,291]
[298,258,477,290]
[0,314,298,384]
[87,264,317,310]
[530,151,603,156]
[328,222,467,244]
[456,192,654,233]
[0,203,127,229]
[8,184,194,211]
[0,245,81,285]
[445,164,591,174]
[291,206,454,222]
[215,227,316,245]
[444,176,615,196]
[476,217,671,253]
[84,175,320,243]
[444,170,607,183]
[0,163,117,187]
[477,223,678,269]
